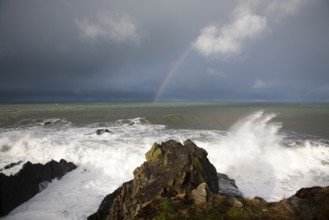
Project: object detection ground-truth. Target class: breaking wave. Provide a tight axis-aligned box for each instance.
[0,113,328,219]
[201,111,329,200]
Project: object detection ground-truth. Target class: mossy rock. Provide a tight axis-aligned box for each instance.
[89,140,219,220]
[87,139,329,220]
[145,144,163,163]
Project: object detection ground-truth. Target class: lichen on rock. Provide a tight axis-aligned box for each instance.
[88,139,219,220]
[88,140,329,220]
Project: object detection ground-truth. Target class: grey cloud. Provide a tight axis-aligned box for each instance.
[76,13,140,44]
[0,0,328,102]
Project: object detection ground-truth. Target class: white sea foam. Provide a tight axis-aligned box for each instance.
[0,114,328,219]
[200,111,329,200]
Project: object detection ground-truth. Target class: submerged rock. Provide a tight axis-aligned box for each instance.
[43,121,53,126]
[0,144,11,152]
[0,159,77,216]
[96,129,112,135]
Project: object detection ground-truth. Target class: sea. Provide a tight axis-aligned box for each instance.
[0,103,328,219]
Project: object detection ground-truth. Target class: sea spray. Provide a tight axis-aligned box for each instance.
[201,111,329,201]
[0,114,328,219]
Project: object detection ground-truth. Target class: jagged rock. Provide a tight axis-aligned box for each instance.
[137,139,219,196]
[88,139,329,220]
[88,139,219,220]
[0,159,77,216]
[217,173,243,197]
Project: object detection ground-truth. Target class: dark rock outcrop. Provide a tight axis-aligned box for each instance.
[283,186,329,219]
[88,139,219,220]
[0,159,77,216]
[88,139,329,220]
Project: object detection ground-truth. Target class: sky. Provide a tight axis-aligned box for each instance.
[0,0,329,102]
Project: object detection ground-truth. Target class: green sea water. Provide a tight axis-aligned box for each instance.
[0,102,328,138]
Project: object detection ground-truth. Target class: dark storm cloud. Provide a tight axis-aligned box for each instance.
[0,0,328,102]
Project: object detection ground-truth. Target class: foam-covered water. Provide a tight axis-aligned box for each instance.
[200,112,329,200]
[0,111,328,219]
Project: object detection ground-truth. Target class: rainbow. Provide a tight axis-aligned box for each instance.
[153,46,192,102]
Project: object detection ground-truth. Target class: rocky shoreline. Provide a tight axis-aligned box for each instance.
[0,159,77,216]
[0,140,328,219]
[88,140,329,220]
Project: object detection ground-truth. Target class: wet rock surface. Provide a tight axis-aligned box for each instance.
[0,159,77,216]
[217,173,243,197]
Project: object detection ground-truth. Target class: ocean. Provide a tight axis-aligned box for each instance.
[1,103,329,219]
